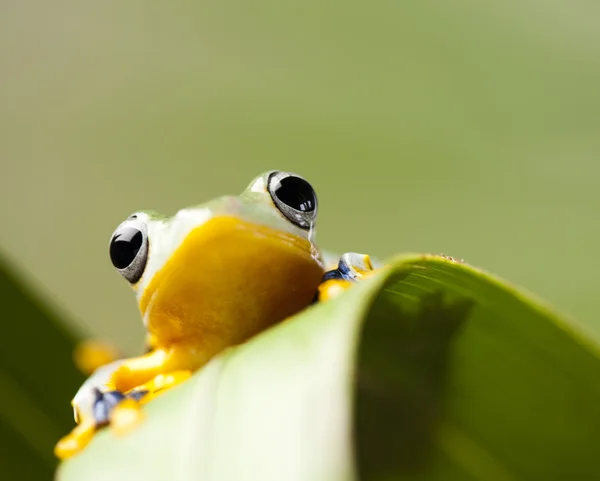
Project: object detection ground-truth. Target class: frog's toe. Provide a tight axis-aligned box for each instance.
[317,253,378,302]
[73,339,122,376]
[109,398,146,437]
[316,279,352,302]
[323,253,374,282]
[54,420,96,460]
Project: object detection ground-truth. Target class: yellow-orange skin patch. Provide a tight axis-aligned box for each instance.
[108,216,324,394]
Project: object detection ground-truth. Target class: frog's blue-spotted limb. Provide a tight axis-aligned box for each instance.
[317,252,381,301]
[55,171,382,460]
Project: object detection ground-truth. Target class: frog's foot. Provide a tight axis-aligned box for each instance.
[62,387,153,456]
[108,370,191,436]
[73,339,122,376]
[317,253,377,301]
[109,345,205,394]
[55,388,124,460]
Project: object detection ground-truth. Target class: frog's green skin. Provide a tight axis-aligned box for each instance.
[56,170,377,460]
[129,173,323,313]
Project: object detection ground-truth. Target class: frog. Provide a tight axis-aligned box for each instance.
[54,170,378,460]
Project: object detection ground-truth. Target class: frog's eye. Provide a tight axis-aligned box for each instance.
[109,217,149,284]
[267,171,318,230]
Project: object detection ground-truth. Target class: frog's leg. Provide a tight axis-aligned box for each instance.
[317,252,378,301]
[103,335,192,434]
[103,363,193,437]
[107,343,204,394]
[56,337,192,460]
[129,370,192,404]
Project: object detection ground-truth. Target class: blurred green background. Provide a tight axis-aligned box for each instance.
[4,1,600,353]
[1,0,600,477]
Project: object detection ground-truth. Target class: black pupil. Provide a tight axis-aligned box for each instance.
[110,227,143,269]
[273,176,316,212]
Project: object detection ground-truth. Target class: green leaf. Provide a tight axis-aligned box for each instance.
[56,255,600,481]
[0,252,85,480]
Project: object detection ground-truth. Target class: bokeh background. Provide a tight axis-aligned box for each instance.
[1,1,600,476]
[3,1,600,351]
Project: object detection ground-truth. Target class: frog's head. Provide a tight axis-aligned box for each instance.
[108,171,325,351]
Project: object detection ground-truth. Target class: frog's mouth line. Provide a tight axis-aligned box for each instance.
[137,216,325,344]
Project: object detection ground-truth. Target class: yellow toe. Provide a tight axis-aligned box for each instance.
[54,421,96,460]
[109,399,145,437]
[317,279,352,302]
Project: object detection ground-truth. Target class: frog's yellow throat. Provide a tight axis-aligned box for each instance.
[138,216,324,360]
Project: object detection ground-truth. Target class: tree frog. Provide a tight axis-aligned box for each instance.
[55,171,377,460]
